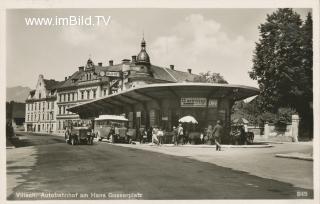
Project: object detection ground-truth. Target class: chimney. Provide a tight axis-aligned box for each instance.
[65,77,68,81]
[187,69,192,74]
[98,62,103,66]
[170,65,174,70]
[132,55,137,63]
[122,59,130,64]
[109,60,113,66]
[78,66,84,71]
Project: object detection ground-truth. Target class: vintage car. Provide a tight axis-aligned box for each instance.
[65,123,94,145]
[94,115,135,143]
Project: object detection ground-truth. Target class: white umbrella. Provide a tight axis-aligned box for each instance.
[179,116,198,124]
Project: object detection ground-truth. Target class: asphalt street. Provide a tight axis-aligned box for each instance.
[7,133,313,200]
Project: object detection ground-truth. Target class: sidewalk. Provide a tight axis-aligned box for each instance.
[6,137,16,149]
[113,142,313,189]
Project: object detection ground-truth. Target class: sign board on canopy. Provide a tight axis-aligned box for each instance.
[180,98,207,108]
[105,71,120,77]
[208,99,218,108]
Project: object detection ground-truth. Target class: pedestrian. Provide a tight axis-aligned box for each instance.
[212,120,223,151]
[157,128,164,145]
[147,127,153,143]
[177,123,184,145]
[239,125,246,145]
[200,132,204,144]
[152,127,159,145]
[172,126,178,145]
[206,125,214,145]
[142,128,148,144]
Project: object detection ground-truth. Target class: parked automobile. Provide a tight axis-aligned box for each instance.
[94,115,135,143]
[65,122,94,145]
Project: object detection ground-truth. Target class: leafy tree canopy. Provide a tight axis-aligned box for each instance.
[248,9,312,136]
[194,71,228,84]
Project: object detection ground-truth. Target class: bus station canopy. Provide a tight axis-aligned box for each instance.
[68,83,259,118]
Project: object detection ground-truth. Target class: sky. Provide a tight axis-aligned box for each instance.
[6,8,311,89]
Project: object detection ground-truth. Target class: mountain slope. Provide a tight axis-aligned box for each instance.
[6,86,32,103]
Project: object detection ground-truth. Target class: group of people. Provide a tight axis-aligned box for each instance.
[138,121,224,151]
[172,123,186,145]
[230,124,252,145]
[139,126,165,145]
[203,121,223,151]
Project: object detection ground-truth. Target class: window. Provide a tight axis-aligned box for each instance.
[70,93,73,101]
[38,102,40,110]
[59,106,61,115]
[43,102,45,111]
[93,90,96,98]
[87,90,90,99]
[66,94,69,102]
[51,102,54,109]
[42,114,44,120]
[81,91,84,100]
[39,93,41,98]
[47,102,50,109]
[103,89,107,96]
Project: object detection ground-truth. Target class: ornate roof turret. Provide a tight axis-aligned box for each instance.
[136,37,150,64]
[85,58,95,70]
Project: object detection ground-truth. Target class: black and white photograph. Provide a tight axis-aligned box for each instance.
[2,0,319,203]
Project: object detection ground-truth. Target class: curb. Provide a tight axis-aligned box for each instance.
[130,143,273,148]
[275,154,313,161]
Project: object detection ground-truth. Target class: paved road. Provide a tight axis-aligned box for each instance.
[7,133,313,200]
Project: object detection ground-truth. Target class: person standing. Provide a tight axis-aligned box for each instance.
[212,120,223,151]
[177,123,184,145]
[157,128,164,145]
[152,127,159,145]
[172,126,178,145]
[206,125,214,145]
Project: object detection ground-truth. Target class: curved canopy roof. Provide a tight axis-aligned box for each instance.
[95,115,128,121]
[68,82,259,118]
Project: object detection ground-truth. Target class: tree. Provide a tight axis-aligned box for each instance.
[194,71,228,84]
[249,9,313,138]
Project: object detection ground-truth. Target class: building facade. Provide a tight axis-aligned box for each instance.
[25,75,61,133]
[25,37,223,134]
[54,37,199,134]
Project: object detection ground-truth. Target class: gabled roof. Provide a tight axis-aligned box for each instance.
[59,62,203,89]
[150,65,199,82]
[43,79,63,90]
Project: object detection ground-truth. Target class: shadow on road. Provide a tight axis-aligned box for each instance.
[10,132,65,148]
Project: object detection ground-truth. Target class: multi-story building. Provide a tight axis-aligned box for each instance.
[55,37,199,133]
[25,37,199,134]
[25,75,62,133]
